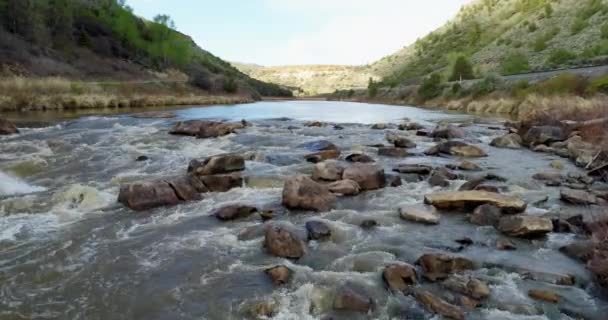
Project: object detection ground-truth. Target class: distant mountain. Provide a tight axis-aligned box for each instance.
[0,0,291,97]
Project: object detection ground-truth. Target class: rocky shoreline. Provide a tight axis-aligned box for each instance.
[106,115,608,319]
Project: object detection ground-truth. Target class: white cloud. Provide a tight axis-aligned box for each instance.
[260,0,472,66]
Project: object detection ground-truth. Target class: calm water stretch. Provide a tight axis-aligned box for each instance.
[0,101,606,319]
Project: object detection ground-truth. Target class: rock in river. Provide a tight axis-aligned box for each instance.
[442,275,490,300]
[528,289,560,304]
[213,205,258,221]
[417,253,475,281]
[426,141,487,158]
[282,175,336,211]
[333,285,374,313]
[432,124,465,139]
[118,181,181,211]
[264,224,306,259]
[346,153,375,163]
[298,140,339,152]
[188,154,245,176]
[424,190,526,214]
[383,263,417,292]
[560,188,600,205]
[469,204,502,227]
[0,118,19,135]
[265,265,292,286]
[490,133,522,149]
[415,290,464,320]
[312,160,344,181]
[199,173,243,192]
[523,125,566,146]
[399,204,440,225]
[342,163,386,191]
[498,216,553,238]
[304,150,341,163]
[327,179,361,196]
[170,120,243,138]
[305,220,332,240]
[378,147,410,157]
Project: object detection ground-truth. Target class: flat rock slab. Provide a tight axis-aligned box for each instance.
[415,290,464,320]
[424,190,526,214]
[399,204,440,224]
[498,216,553,238]
[170,120,243,138]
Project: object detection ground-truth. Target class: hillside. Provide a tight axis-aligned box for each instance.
[232,63,378,96]
[378,0,608,86]
[0,0,291,98]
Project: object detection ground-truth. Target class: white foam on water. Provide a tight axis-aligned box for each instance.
[478,309,549,320]
[0,213,58,242]
[0,171,46,196]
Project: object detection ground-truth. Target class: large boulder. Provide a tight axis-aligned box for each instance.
[432,124,465,139]
[199,173,243,192]
[523,125,567,146]
[469,204,502,227]
[427,141,487,157]
[386,132,417,148]
[498,216,553,238]
[282,175,336,211]
[264,224,306,258]
[417,253,475,281]
[424,190,526,214]
[399,204,440,225]
[327,179,361,196]
[188,154,245,176]
[213,205,258,221]
[382,263,417,292]
[490,133,522,149]
[333,285,374,313]
[166,176,204,201]
[118,181,180,211]
[170,120,243,138]
[312,160,344,181]
[415,290,464,320]
[342,163,386,191]
[0,118,18,135]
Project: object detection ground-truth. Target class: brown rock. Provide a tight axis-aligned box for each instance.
[312,160,344,181]
[523,126,566,146]
[166,176,204,201]
[385,173,403,187]
[498,216,553,238]
[334,286,374,313]
[415,290,464,320]
[497,238,517,251]
[528,289,560,304]
[170,120,243,138]
[417,253,475,281]
[342,163,386,191]
[264,225,306,258]
[432,141,487,157]
[560,188,599,205]
[213,205,258,221]
[327,179,361,196]
[424,190,526,214]
[432,124,465,139]
[399,204,440,225]
[456,160,482,171]
[443,275,490,300]
[298,140,339,152]
[382,263,417,292]
[393,164,434,175]
[282,175,336,211]
[371,123,388,130]
[305,149,341,163]
[265,265,292,285]
[345,153,375,163]
[188,154,245,176]
[378,147,410,157]
[118,181,181,211]
[490,133,522,149]
[305,220,332,240]
[0,118,18,135]
[199,173,243,192]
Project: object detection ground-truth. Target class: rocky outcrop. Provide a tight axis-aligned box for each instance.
[282,175,336,211]
[188,154,245,176]
[417,253,475,281]
[264,224,306,259]
[498,216,553,237]
[333,285,374,313]
[305,220,332,240]
[490,133,522,149]
[327,179,361,196]
[522,125,566,146]
[170,120,243,138]
[399,204,440,225]
[265,265,292,285]
[424,191,526,214]
[312,160,344,181]
[0,118,19,135]
[342,163,386,191]
[415,290,464,320]
[382,263,417,292]
[213,205,258,221]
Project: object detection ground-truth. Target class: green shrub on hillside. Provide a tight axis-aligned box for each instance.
[448,56,475,81]
[546,49,576,66]
[532,27,559,52]
[536,73,589,95]
[571,17,589,35]
[368,78,379,98]
[223,78,238,93]
[602,23,608,39]
[469,74,502,97]
[588,75,608,94]
[544,3,553,17]
[528,22,538,32]
[418,73,443,100]
[500,51,530,75]
[582,40,608,58]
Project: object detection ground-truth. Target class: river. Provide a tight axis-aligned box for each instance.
[0,101,606,319]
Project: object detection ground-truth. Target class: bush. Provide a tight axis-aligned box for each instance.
[418,73,443,100]
[190,70,213,90]
[546,49,576,66]
[500,51,530,75]
[470,74,502,97]
[528,22,538,32]
[448,55,475,81]
[368,78,378,98]
[571,17,589,35]
[602,23,608,39]
[588,75,608,94]
[582,40,608,58]
[223,77,238,93]
[535,73,589,95]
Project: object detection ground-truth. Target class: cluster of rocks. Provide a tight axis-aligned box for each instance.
[0,118,19,135]
[169,119,246,138]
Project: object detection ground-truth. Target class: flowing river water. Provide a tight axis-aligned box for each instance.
[0,101,606,320]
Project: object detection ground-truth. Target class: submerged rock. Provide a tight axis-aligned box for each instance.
[345,153,375,163]
[424,190,526,214]
[490,133,522,149]
[298,140,339,152]
[415,290,464,320]
[305,149,341,163]
[432,124,465,139]
[342,163,386,191]
[188,154,245,176]
[528,289,560,304]
[378,147,410,157]
[417,253,475,281]
[0,118,19,135]
[312,160,344,181]
[305,220,332,240]
[442,275,490,300]
[333,285,374,313]
[382,263,417,292]
[282,175,336,211]
[327,179,361,196]
[265,265,292,286]
[399,204,440,225]
[213,205,258,221]
[264,224,306,259]
[498,216,553,237]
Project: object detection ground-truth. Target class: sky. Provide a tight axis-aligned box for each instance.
[127,0,473,66]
